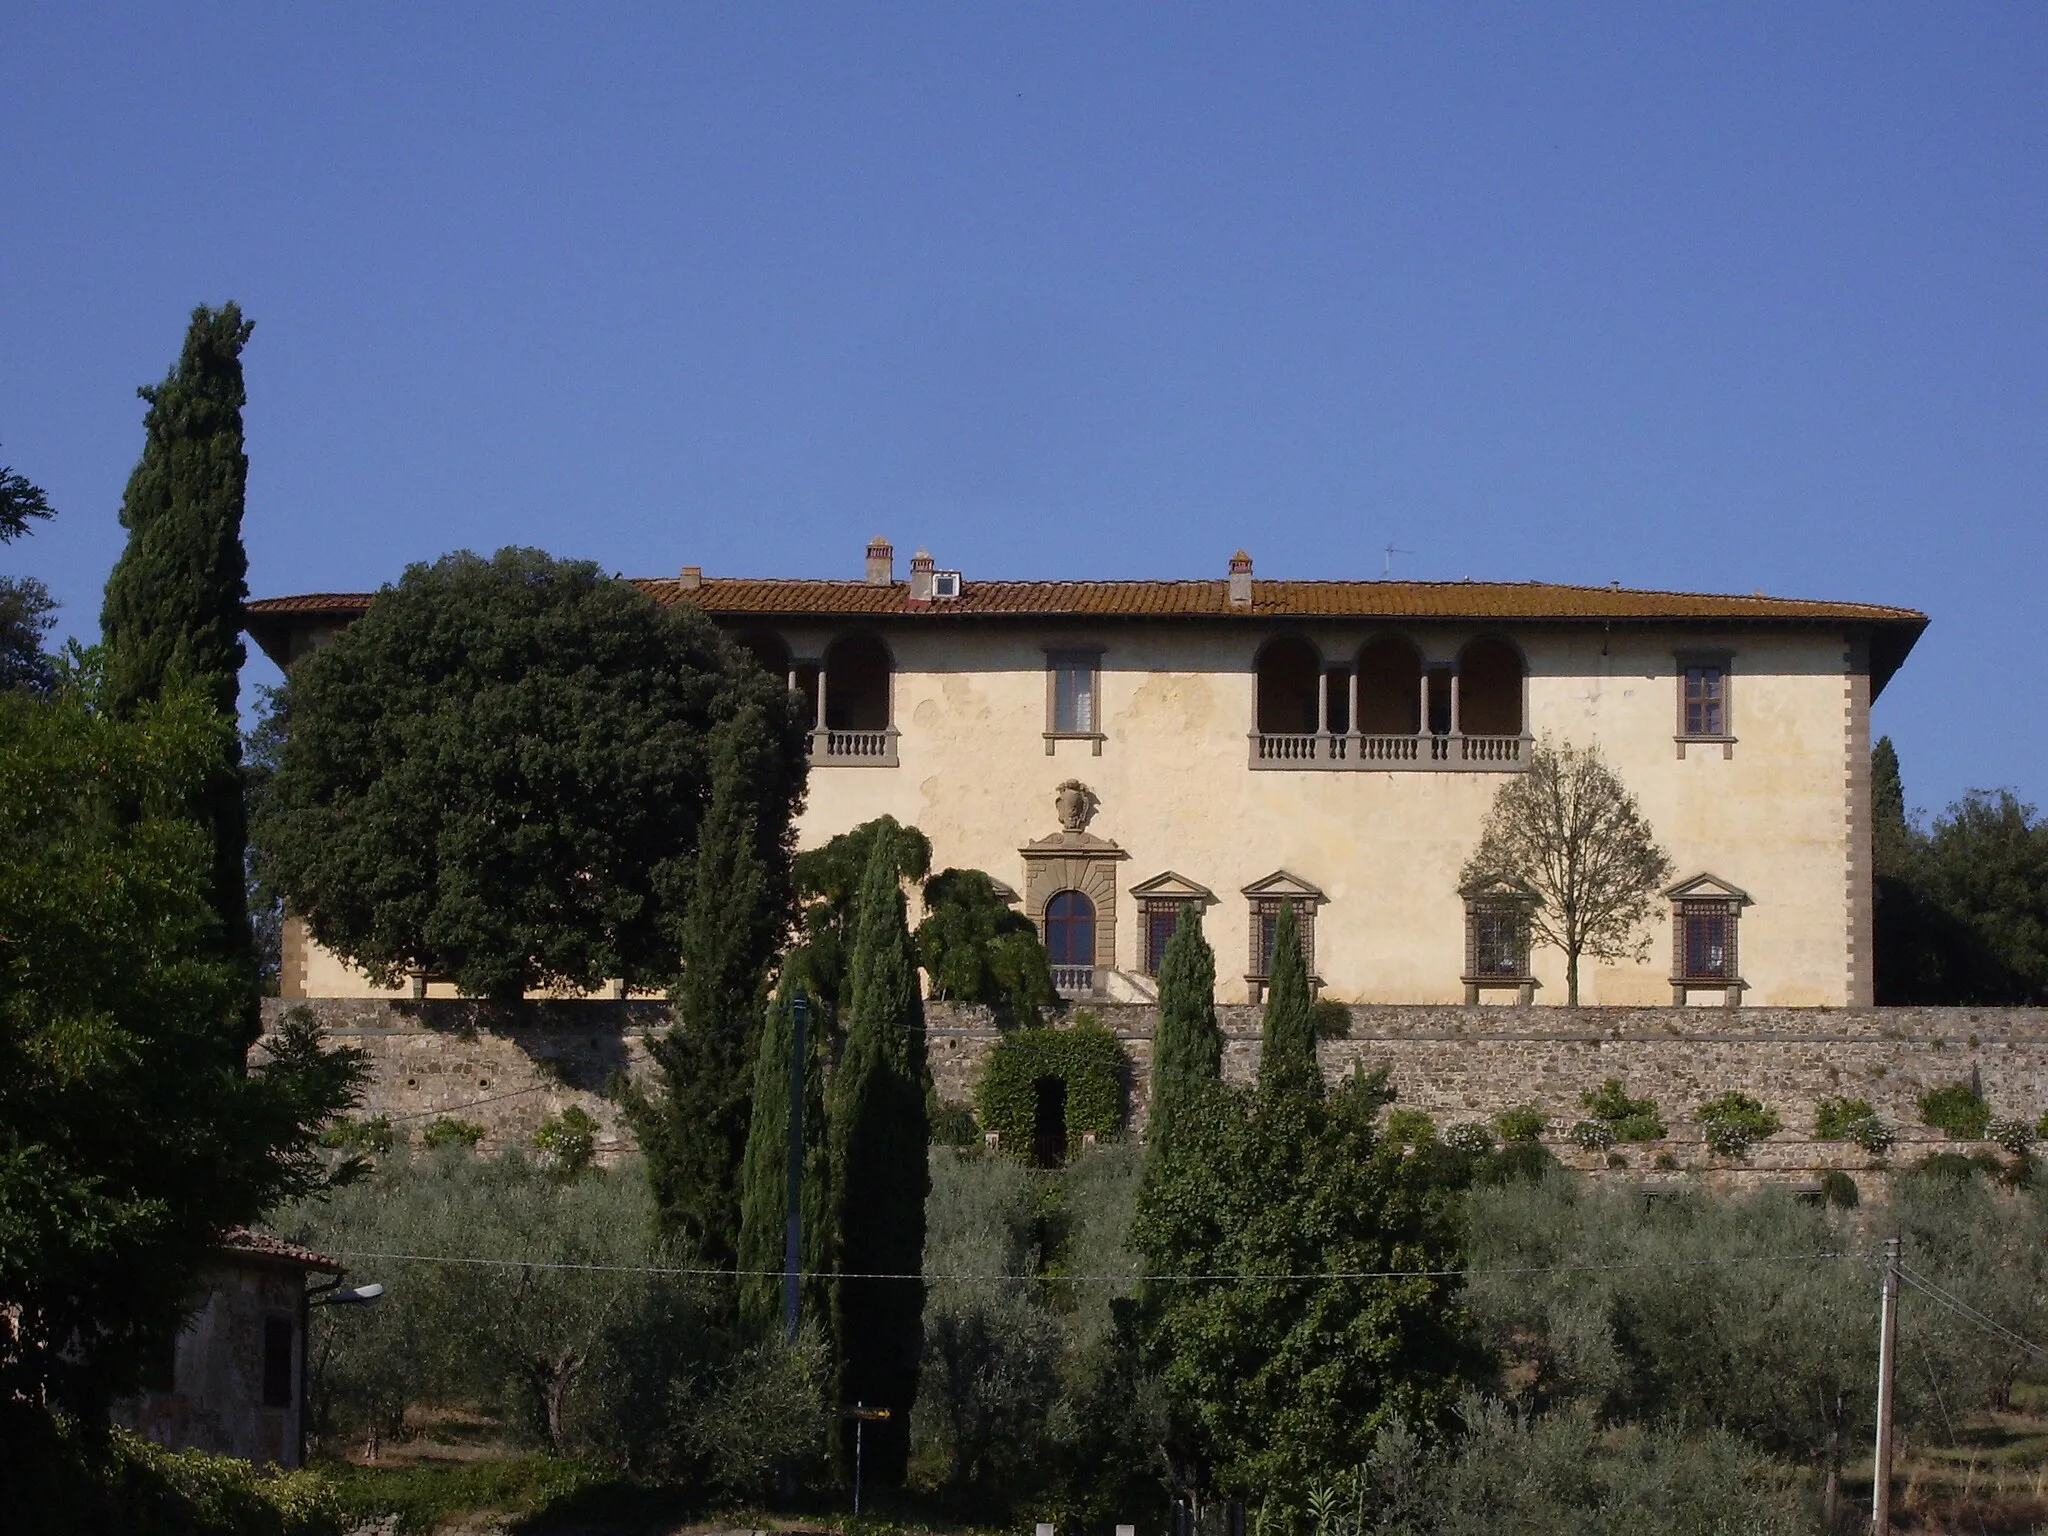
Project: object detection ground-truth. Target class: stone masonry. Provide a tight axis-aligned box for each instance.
[264,999,2048,1189]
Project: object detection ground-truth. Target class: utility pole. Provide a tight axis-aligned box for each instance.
[782,992,809,1345]
[1872,1235,1902,1536]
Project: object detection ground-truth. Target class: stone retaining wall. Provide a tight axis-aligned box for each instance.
[264,999,2048,1187]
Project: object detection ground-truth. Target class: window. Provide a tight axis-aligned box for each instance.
[1044,891,1095,967]
[1249,899,1315,982]
[1683,666,1724,736]
[1678,902,1738,983]
[1467,905,1527,979]
[261,1315,295,1408]
[1142,899,1195,976]
[1045,650,1104,752]
[1664,873,1750,1002]
[1675,652,1734,755]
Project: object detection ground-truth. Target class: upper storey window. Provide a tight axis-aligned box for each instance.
[1675,651,1735,758]
[1045,649,1104,755]
[810,633,897,766]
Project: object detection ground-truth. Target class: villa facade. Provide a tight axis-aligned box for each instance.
[247,540,1925,1009]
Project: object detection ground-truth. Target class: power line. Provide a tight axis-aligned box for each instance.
[1897,1264,2048,1363]
[315,1247,1863,1286]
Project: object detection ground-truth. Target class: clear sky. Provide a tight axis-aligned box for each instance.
[3,5,2042,814]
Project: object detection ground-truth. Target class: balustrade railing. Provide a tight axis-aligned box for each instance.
[807,727,900,766]
[1248,731,1531,771]
[1051,965,1096,997]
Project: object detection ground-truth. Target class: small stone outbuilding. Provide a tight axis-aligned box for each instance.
[113,1228,342,1469]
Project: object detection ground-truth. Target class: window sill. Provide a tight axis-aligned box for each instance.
[1674,735,1737,760]
[1671,978,1746,1006]
[1044,731,1106,756]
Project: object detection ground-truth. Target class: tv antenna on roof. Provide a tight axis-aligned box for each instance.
[1382,545,1414,578]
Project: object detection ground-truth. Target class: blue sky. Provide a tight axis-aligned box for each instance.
[3,5,2042,814]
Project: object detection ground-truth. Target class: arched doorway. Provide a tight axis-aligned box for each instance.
[1255,636,1322,735]
[823,633,892,731]
[733,629,791,681]
[1032,1075,1069,1167]
[1044,889,1096,996]
[1354,636,1423,735]
[1457,636,1525,736]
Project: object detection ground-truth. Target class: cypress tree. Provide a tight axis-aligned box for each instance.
[630,697,798,1271]
[1149,904,1221,1147]
[735,987,833,1339]
[100,304,256,1034]
[1258,900,1320,1097]
[828,829,931,1485]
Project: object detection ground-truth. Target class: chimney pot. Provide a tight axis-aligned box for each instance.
[1228,550,1253,607]
[865,537,894,586]
[909,548,935,603]
[678,565,702,591]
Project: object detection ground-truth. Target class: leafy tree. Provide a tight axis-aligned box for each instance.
[0,572,57,696]
[626,696,807,1270]
[1149,905,1222,1149]
[1132,1067,1478,1505]
[259,547,803,999]
[1257,900,1318,1098]
[1461,737,1673,1005]
[0,665,363,1437]
[99,305,258,1028]
[916,867,1056,1022]
[828,833,932,1484]
[0,444,55,542]
[1920,790,2048,1002]
[784,816,931,1020]
[734,991,833,1340]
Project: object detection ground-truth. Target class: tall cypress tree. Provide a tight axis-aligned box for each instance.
[630,697,800,1271]
[1149,904,1221,1147]
[100,304,256,1035]
[828,829,930,1485]
[1258,901,1319,1097]
[735,987,833,1339]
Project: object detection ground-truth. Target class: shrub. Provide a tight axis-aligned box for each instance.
[1694,1092,1782,1159]
[1492,1104,1549,1143]
[929,1098,982,1147]
[320,1115,393,1154]
[1384,1108,1438,1147]
[1570,1120,1616,1152]
[1814,1095,1896,1155]
[533,1106,599,1174]
[1919,1081,1992,1140]
[1444,1122,1496,1156]
[1580,1078,1666,1141]
[421,1116,486,1150]
[1309,998,1352,1039]
[1819,1170,1860,1209]
[1987,1117,2038,1155]
[975,1020,1127,1160]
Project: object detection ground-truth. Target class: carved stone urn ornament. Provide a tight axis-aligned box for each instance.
[1054,779,1099,833]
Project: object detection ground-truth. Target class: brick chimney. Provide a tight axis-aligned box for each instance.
[1228,550,1253,607]
[678,565,702,591]
[909,547,935,604]
[865,537,895,585]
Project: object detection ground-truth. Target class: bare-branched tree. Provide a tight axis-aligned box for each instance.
[1461,737,1673,1005]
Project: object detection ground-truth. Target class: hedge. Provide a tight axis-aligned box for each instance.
[975,1018,1128,1159]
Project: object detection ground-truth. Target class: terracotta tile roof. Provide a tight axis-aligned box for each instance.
[246,576,1926,692]
[222,1227,343,1272]
[247,577,1924,626]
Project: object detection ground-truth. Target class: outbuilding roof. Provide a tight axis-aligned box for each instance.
[221,1227,344,1273]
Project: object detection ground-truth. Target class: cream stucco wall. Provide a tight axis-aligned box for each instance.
[286,619,1866,1008]
[790,620,1861,1008]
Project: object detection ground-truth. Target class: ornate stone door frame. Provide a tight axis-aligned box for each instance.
[1020,781,1127,987]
